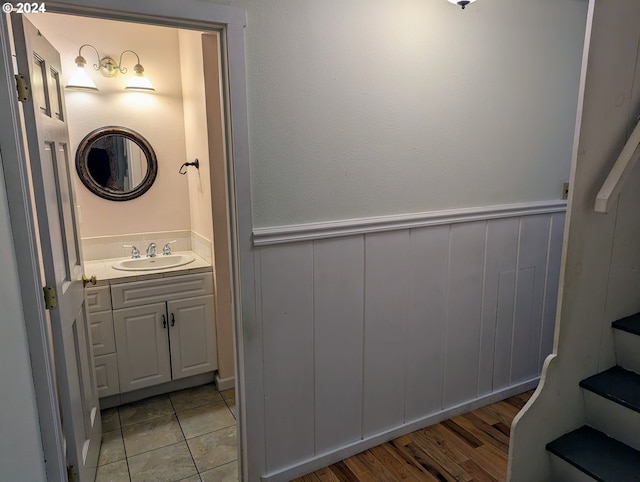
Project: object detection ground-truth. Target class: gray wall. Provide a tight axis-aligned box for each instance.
[0,166,46,480]
[219,0,588,227]
[0,1,588,479]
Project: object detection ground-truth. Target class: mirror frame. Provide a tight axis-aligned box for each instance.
[75,126,158,201]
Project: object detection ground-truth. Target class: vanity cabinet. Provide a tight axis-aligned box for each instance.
[87,272,217,399]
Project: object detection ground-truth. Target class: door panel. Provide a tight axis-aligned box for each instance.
[12,15,101,481]
[53,141,82,271]
[49,66,63,120]
[32,53,50,116]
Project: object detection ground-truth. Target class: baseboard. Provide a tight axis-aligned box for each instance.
[260,378,540,482]
[99,372,215,409]
[215,372,235,391]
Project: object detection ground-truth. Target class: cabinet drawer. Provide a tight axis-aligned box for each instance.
[86,286,112,313]
[95,353,119,398]
[90,311,116,356]
[110,272,213,309]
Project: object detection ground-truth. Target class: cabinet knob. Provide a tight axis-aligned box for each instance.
[171,313,176,327]
[162,314,167,329]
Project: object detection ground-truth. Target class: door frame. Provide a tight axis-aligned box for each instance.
[0,1,258,479]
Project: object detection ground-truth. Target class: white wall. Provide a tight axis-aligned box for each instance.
[0,171,46,481]
[218,0,587,227]
[178,31,235,381]
[27,13,191,239]
[179,30,214,245]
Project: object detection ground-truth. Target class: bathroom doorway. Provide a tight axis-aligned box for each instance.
[0,2,251,480]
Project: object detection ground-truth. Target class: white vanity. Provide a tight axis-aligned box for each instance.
[85,254,217,408]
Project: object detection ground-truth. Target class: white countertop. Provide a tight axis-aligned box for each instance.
[84,251,212,286]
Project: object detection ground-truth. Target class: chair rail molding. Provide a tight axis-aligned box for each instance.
[253,200,567,246]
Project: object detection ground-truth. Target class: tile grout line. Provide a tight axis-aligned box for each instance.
[116,406,133,482]
[174,398,201,480]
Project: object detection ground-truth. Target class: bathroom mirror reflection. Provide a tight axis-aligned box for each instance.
[76,126,157,201]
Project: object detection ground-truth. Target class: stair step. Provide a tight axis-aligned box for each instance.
[612,312,640,336]
[546,425,640,481]
[579,366,640,414]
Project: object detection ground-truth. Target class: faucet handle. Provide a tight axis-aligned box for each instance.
[146,242,157,258]
[123,244,140,258]
[163,240,177,256]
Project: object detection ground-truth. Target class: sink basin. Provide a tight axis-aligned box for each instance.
[112,253,195,271]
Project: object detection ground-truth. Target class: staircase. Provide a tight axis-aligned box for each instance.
[546,313,640,481]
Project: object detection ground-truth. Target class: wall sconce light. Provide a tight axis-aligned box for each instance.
[448,0,476,9]
[65,44,155,92]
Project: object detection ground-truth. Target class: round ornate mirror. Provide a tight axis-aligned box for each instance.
[75,126,157,201]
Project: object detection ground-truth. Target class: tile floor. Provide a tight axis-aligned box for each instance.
[96,384,238,482]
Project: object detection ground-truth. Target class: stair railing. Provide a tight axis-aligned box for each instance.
[595,117,640,213]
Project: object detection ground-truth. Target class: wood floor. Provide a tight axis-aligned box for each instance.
[293,391,534,482]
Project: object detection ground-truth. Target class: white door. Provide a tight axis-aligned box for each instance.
[11,15,101,482]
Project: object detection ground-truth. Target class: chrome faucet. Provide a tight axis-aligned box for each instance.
[163,240,177,256]
[146,242,157,258]
[123,244,140,259]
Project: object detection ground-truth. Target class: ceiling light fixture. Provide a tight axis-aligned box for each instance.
[448,0,476,9]
[65,44,155,92]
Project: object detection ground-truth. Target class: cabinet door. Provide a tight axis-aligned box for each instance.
[113,302,171,392]
[168,295,217,380]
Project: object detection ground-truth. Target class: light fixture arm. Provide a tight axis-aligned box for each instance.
[76,44,101,71]
[117,49,142,75]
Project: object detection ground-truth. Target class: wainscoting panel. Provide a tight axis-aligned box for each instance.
[313,236,365,453]
[539,213,565,370]
[254,203,566,476]
[405,225,450,421]
[478,218,520,396]
[362,231,411,437]
[260,243,315,472]
[443,221,487,407]
[511,266,536,384]
[519,215,553,383]
[494,270,518,390]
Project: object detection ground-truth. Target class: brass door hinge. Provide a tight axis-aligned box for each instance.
[43,286,57,310]
[15,74,31,102]
[67,464,77,482]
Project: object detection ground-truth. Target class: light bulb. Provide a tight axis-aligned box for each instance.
[125,64,154,91]
[66,56,98,91]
